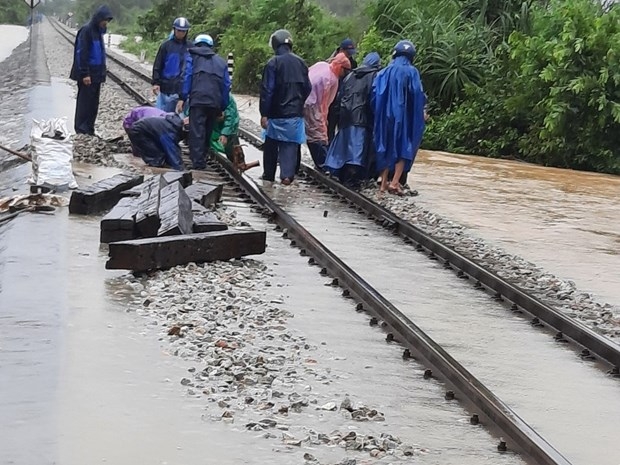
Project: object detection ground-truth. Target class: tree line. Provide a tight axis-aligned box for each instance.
[0,0,29,24]
[6,0,618,174]
[130,0,619,173]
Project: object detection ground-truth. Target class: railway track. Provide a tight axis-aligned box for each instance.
[47,17,620,465]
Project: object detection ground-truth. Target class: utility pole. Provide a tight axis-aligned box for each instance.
[25,0,42,55]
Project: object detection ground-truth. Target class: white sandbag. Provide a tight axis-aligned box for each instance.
[29,118,78,189]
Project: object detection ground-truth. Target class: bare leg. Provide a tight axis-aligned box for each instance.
[379,168,389,193]
[389,160,405,194]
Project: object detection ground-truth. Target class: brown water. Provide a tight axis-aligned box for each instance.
[234,94,620,307]
[409,151,620,306]
[241,145,620,465]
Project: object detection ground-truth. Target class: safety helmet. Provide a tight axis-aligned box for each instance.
[392,40,416,62]
[269,29,293,51]
[172,17,190,31]
[194,34,214,47]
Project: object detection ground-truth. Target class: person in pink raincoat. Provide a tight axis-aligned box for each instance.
[304,53,351,169]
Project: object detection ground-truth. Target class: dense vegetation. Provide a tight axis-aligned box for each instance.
[40,0,155,32]
[127,0,361,92]
[0,0,29,25]
[43,0,620,173]
[363,0,619,173]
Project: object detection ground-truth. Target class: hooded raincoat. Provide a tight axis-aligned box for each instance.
[131,113,185,170]
[324,52,381,182]
[304,54,351,145]
[69,5,113,83]
[122,106,167,130]
[371,55,426,173]
[210,95,239,155]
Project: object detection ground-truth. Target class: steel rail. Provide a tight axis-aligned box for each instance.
[45,18,597,463]
[210,150,572,465]
[50,11,619,376]
[237,126,620,371]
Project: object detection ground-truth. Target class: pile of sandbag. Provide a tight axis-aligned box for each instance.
[28,118,78,190]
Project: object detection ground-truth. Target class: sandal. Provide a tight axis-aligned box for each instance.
[387,186,405,196]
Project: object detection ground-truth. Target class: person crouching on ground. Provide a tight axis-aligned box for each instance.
[122,106,167,157]
[177,33,231,171]
[371,40,426,196]
[210,95,239,161]
[324,52,382,188]
[130,113,186,170]
[304,53,351,170]
[152,17,192,112]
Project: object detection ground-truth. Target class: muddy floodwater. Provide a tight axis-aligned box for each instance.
[235,94,620,307]
[408,151,620,306]
[1,28,619,465]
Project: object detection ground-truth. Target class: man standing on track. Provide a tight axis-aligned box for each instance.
[69,5,113,135]
[259,29,311,185]
[304,53,351,169]
[372,40,426,196]
[152,17,191,112]
[177,33,231,170]
[326,38,358,143]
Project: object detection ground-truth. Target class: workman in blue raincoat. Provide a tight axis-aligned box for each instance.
[259,29,312,185]
[130,113,186,170]
[371,40,426,196]
[177,34,231,170]
[152,17,191,112]
[69,5,113,135]
[324,52,382,187]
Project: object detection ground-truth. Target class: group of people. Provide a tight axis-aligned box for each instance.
[260,31,427,195]
[70,9,235,171]
[70,5,426,194]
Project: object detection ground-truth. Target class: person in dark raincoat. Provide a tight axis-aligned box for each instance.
[260,29,311,185]
[177,33,231,170]
[130,113,185,170]
[326,38,358,143]
[69,5,113,135]
[371,40,426,196]
[122,106,167,156]
[324,52,382,187]
[152,17,191,112]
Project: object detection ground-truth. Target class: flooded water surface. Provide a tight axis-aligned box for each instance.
[409,151,620,305]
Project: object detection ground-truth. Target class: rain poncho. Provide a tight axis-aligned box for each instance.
[210,96,239,155]
[122,106,166,130]
[371,55,426,173]
[304,54,351,144]
[324,52,381,183]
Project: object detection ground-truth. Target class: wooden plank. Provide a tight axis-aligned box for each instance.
[135,175,167,237]
[100,196,139,231]
[192,202,228,233]
[184,181,223,207]
[121,174,167,198]
[100,229,135,244]
[106,229,267,271]
[122,172,192,198]
[157,181,194,236]
[69,173,144,214]
[163,171,193,188]
[100,196,140,243]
